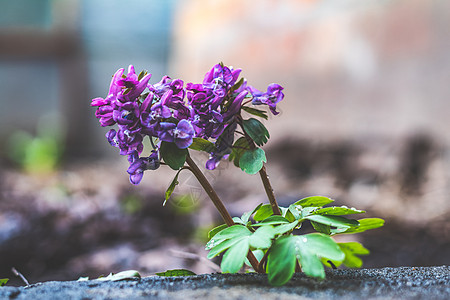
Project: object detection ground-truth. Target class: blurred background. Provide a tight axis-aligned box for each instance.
[1,0,449,285]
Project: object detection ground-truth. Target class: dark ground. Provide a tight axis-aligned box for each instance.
[1,266,449,299]
[0,135,449,286]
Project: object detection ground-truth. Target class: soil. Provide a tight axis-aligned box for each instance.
[1,135,449,285]
[1,266,449,299]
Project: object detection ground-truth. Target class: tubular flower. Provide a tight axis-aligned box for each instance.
[247,83,284,115]
[92,63,284,184]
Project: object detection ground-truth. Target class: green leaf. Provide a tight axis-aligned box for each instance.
[253,215,290,226]
[156,269,196,276]
[160,141,188,170]
[248,226,275,249]
[315,206,365,216]
[272,222,299,235]
[253,204,274,221]
[331,218,385,235]
[239,148,267,175]
[311,221,331,235]
[300,206,319,218]
[242,118,270,146]
[267,236,297,286]
[241,203,263,223]
[96,270,141,281]
[232,216,246,225]
[221,238,250,273]
[295,233,345,279]
[296,245,325,278]
[299,233,345,260]
[207,237,247,259]
[305,215,359,228]
[267,233,345,285]
[322,242,370,268]
[339,242,370,268]
[163,169,183,206]
[294,196,334,208]
[208,224,228,239]
[287,204,301,221]
[228,137,250,167]
[206,225,252,249]
[242,106,269,120]
[0,279,8,287]
[189,138,216,153]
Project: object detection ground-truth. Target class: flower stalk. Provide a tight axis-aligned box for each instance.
[259,165,281,215]
[185,154,262,273]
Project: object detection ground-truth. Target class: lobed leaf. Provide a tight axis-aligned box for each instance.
[267,233,345,285]
[232,216,246,225]
[208,225,251,243]
[228,137,250,167]
[315,206,365,216]
[267,236,297,286]
[248,226,275,249]
[331,218,384,235]
[294,196,334,208]
[253,204,274,221]
[242,118,270,146]
[207,224,228,239]
[305,215,359,228]
[160,141,188,170]
[300,206,320,218]
[241,203,263,224]
[311,221,331,235]
[339,242,370,268]
[252,215,290,226]
[221,239,250,273]
[322,242,370,269]
[239,148,267,175]
[272,221,299,235]
[207,236,247,259]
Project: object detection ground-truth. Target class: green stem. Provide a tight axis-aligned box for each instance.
[185,154,262,273]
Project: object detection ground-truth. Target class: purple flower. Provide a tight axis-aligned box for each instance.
[116,65,139,88]
[127,150,160,185]
[151,76,185,101]
[107,128,143,155]
[95,104,116,126]
[223,90,248,121]
[112,101,140,127]
[206,122,237,170]
[248,84,284,115]
[192,110,225,139]
[203,64,241,97]
[159,119,195,149]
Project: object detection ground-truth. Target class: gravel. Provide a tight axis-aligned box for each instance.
[1,266,449,299]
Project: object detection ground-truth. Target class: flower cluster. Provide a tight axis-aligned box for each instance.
[92,63,284,184]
